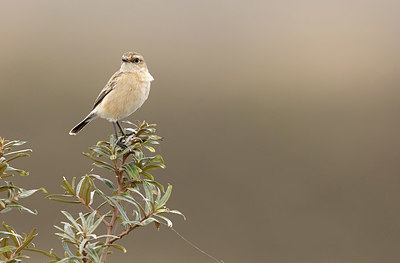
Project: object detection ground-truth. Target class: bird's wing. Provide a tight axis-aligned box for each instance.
[92,71,123,110]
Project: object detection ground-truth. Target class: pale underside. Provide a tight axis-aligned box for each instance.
[93,71,152,122]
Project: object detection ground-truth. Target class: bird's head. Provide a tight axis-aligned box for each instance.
[120,52,147,72]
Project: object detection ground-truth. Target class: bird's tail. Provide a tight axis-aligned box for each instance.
[69,112,97,135]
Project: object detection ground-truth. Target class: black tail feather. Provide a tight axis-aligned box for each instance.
[69,113,96,135]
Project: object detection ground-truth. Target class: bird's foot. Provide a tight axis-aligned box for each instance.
[116,137,127,149]
[124,131,136,137]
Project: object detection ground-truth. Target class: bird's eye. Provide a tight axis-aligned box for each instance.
[134,58,141,63]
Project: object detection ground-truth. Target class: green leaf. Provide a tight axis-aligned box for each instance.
[6,153,30,163]
[87,214,106,235]
[127,187,146,200]
[108,198,130,225]
[0,231,22,239]
[144,146,155,152]
[144,180,164,192]
[0,245,16,254]
[109,134,116,148]
[82,153,114,171]
[79,212,88,231]
[71,177,76,191]
[95,189,131,226]
[94,188,114,207]
[61,241,76,259]
[93,162,115,172]
[0,162,8,175]
[5,166,29,176]
[0,185,19,192]
[61,211,81,232]
[2,222,21,247]
[5,204,38,215]
[19,188,47,198]
[0,237,10,258]
[154,214,173,227]
[101,244,127,253]
[90,174,115,189]
[77,176,93,205]
[84,245,101,262]
[78,238,88,255]
[4,149,32,156]
[139,217,159,226]
[4,140,26,147]
[143,181,154,204]
[142,155,164,166]
[89,146,111,157]
[46,194,74,199]
[142,171,154,180]
[24,248,61,259]
[158,185,172,207]
[122,163,141,179]
[149,140,160,145]
[142,165,161,172]
[54,230,75,242]
[95,201,108,211]
[166,210,186,220]
[61,177,75,195]
[114,195,145,218]
[0,174,13,179]
[14,228,37,254]
[49,198,81,204]
[134,151,144,162]
[6,255,30,261]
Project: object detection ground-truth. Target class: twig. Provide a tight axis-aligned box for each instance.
[109,211,153,244]
[76,195,110,227]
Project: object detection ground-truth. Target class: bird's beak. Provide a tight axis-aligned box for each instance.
[122,58,129,62]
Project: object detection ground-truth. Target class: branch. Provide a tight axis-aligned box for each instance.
[109,212,153,244]
[100,155,125,262]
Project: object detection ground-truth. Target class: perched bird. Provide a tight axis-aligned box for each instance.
[69,52,154,145]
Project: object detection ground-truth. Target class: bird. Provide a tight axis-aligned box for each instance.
[69,52,154,146]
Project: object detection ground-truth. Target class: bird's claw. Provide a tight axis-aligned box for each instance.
[116,138,127,149]
[123,131,136,137]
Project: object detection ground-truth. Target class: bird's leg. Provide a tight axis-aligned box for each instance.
[113,122,119,139]
[116,121,126,136]
[117,121,136,137]
[113,122,126,149]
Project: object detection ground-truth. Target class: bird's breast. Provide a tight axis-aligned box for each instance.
[96,74,151,122]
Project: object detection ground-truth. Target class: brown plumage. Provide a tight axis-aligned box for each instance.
[69,52,154,136]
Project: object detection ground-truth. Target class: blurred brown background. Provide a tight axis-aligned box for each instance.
[1,0,400,262]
